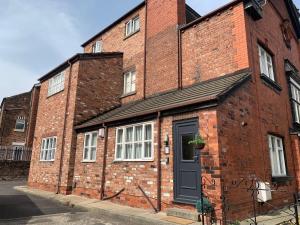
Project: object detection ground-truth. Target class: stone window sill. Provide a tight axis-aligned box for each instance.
[81,160,96,163]
[272,176,293,183]
[124,29,140,40]
[121,91,137,98]
[260,73,282,93]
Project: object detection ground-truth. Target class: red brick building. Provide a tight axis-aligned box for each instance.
[0,84,40,150]
[28,53,123,194]
[28,0,300,223]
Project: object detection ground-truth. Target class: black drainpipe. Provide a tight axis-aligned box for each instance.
[56,60,73,194]
[157,111,162,211]
[100,124,108,199]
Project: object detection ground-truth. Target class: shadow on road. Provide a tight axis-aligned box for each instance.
[0,195,44,219]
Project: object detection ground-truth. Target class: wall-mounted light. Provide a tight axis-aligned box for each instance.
[164,133,170,154]
[99,128,105,138]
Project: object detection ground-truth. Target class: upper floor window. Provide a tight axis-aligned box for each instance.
[48,72,65,97]
[83,132,98,162]
[40,137,57,161]
[125,16,140,37]
[258,45,275,81]
[15,116,25,132]
[115,122,153,161]
[92,41,103,53]
[124,70,136,94]
[290,78,300,124]
[268,135,286,177]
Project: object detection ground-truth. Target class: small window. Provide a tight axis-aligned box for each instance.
[83,132,98,162]
[124,70,136,94]
[258,45,275,81]
[92,41,102,53]
[268,135,287,177]
[125,17,140,37]
[48,72,65,97]
[15,116,25,132]
[115,123,153,161]
[40,137,57,161]
[290,78,300,124]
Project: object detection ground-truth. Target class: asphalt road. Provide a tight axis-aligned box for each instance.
[0,180,116,225]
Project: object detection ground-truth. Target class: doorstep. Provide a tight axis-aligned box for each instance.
[14,186,202,225]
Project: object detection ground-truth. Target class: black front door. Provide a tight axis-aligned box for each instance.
[173,119,201,204]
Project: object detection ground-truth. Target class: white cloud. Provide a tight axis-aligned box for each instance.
[0,0,82,100]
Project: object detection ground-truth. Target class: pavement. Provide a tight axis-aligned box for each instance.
[8,181,203,225]
[7,180,299,225]
[0,180,173,225]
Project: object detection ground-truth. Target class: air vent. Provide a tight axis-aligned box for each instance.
[244,0,263,20]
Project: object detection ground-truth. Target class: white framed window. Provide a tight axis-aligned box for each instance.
[40,137,57,161]
[48,72,65,97]
[15,116,25,132]
[125,16,140,37]
[268,135,287,177]
[83,132,98,162]
[290,78,300,124]
[124,70,136,94]
[92,41,103,53]
[258,45,275,81]
[115,122,154,161]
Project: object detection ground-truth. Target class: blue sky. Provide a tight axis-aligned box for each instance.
[0,0,299,100]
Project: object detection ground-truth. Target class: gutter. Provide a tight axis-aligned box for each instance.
[156,111,162,211]
[56,60,73,194]
[143,0,148,99]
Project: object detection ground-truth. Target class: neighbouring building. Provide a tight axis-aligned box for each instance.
[0,85,40,178]
[0,84,40,151]
[28,0,300,223]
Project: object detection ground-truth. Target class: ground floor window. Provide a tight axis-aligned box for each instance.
[83,132,98,162]
[115,122,153,161]
[268,134,287,177]
[40,137,57,161]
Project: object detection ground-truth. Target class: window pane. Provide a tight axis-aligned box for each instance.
[85,134,90,147]
[90,147,96,160]
[126,127,133,142]
[144,142,152,158]
[145,125,152,140]
[134,143,142,159]
[278,150,284,174]
[116,144,123,159]
[51,148,55,160]
[182,135,194,160]
[91,133,97,147]
[135,126,142,141]
[15,120,25,130]
[125,144,133,159]
[84,148,89,160]
[117,129,123,143]
[131,72,136,92]
[133,17,140,31]
[53,138,56,149]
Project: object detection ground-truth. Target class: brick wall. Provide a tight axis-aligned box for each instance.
[75,56,123,125]
[0,161,30,179]
[0,92,32,146]
[181,2,249,87]
[73,109,222,217]
[145,0,185,96]
[29,55,124,194]
[83,7,145,104]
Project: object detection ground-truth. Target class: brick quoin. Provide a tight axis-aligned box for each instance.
[28,0,300,223]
